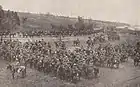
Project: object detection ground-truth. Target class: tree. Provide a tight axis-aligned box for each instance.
[0,5,4,30]
[78,16,84,23]
[0,5,3,10]
[22,17,27,24]
[0,5,4,20]
[14,12,20,25]
[75,16,85,30]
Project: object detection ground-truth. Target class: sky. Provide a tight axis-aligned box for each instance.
[0,0,140,25]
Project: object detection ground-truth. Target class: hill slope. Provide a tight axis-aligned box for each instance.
[18,12,130,31]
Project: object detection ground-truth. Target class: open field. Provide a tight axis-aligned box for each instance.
[0,2,140,87]
[0,34,140,87]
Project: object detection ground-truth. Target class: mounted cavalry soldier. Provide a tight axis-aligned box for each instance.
[7,60,26,79]
[73,38,80,46]
[133,52,140,66]
[86,37,93,49]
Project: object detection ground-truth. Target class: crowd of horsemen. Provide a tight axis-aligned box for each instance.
[0,36,140,83]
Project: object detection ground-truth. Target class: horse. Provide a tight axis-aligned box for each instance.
[25,58,34,68]
[107,59,112,67]
[22,32,28,38]
[86,38,93,49]
[133,58,140,66]
[42,60,52,73]
[93,67,99,78]
[81,65,99,79]
[9,33,16,38]
[54,41,59,48]
[120,54,128,62]
[111,59,120,69]
[37,59,44,72]
[56,64,66,80]
[70,65,81,83]
[106,58,120,69]
[73,39,80,46]
[7,64,26,79]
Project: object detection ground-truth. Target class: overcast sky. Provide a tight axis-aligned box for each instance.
[1,0,139,25]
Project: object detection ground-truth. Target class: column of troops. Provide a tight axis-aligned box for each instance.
[0,38,139,83]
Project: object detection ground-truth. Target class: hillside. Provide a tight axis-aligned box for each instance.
[18,12,130,31]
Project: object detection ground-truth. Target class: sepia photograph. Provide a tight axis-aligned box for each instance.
[0,0,140,87]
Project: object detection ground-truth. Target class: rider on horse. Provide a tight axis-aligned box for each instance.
[86,37,93,49]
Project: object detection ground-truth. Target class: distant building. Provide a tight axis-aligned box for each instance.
[116,26,135,30]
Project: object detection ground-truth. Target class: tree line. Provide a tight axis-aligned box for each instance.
[0,5,20,32]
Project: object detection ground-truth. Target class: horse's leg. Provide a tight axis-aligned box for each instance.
[38,65,40,71]
[24,68,26,78]
[136,61,138,66]
[43,67,46,73]
[21,70,24,78]
[77,72,80,81]
[70,73,74,82]
[94,71,97,78]
[137,61,139,66]
[135,60,138,66]
[117,63,119,68]
[110,63,113,69]
[134,60,136,66]
[29,61,32,68]
[12,72,15,79]
[23,70,25,78]
[24,67,26,77]
[108,62,110,67]
[31,61,33,68]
